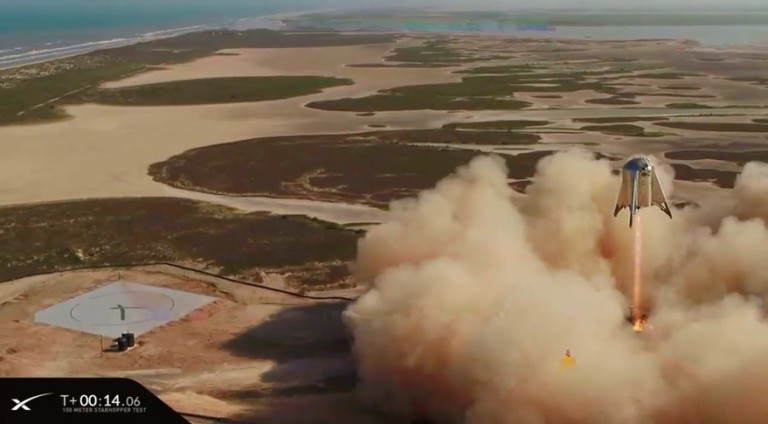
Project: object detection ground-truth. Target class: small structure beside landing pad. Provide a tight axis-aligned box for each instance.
[34,281,216,338]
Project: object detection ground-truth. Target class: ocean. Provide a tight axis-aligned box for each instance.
[6,5,768,70]
[0,1,314,68]
[289,18,768,47]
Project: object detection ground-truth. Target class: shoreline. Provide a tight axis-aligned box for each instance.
[0,26,214,71]
[8,6,768,72]
[4,21,768,73]
[0,9,339,72]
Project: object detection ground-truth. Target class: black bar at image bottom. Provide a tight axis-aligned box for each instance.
[0,378,188,423]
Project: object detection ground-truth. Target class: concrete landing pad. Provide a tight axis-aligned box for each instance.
[34,281,217,338]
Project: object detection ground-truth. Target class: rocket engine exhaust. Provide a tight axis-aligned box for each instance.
[346,151,768,423]
[614,156,669,332]
[632,214,645,332]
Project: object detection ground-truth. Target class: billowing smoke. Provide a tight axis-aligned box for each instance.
[343,149,768,423]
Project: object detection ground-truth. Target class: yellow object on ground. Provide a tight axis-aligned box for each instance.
[561,350,575,368]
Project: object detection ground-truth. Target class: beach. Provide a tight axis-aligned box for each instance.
[0,5,311,70]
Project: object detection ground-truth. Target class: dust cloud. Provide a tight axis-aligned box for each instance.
[343,149,768,423]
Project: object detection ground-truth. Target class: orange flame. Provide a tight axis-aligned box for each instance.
[632,318,644,332]
[631,215,644,328]
[632,214,643,322]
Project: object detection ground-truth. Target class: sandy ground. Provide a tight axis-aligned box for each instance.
[0,41,461,213]
[163,186,388,225]
[1,33,767,222]
[412,107,768,137]
[607,75,768,108]
[510,73,768,110]
[0,267,283,376]
[408,121,742,204]
[0,265,366,420]
[512,89,597,108]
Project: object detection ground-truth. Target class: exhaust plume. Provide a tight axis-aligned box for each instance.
[344,149,768,423]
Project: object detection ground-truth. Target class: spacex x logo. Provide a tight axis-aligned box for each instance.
[10,392,53,411]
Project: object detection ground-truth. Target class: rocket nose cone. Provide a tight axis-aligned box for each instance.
[623,157,647,172]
